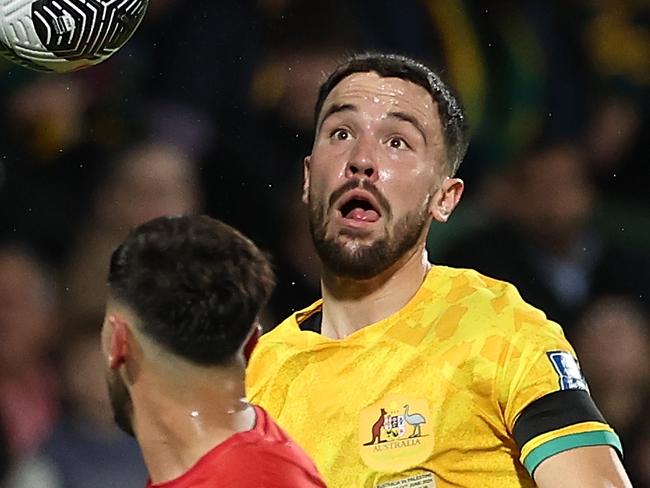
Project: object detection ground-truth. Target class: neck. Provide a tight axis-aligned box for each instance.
[132,362,256,484]
[320,243,431,339]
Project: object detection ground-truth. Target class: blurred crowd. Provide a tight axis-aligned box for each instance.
[0,0,648,486]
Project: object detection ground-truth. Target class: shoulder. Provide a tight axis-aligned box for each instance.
[431,265,528,306]
[425,266,564,356]
[246,303,325,406]
[217,410,323,486]
[430,265,564,339]
[258,300,323,343]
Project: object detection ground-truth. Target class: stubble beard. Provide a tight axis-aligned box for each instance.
[308,195,430,280]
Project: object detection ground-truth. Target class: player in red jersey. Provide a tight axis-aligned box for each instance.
[101,215,326,488]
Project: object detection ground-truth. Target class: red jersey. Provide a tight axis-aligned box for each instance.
[146,405,326,488]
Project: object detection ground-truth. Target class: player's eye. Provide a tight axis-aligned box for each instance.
[388,136,410,150]
[331,128,351,141]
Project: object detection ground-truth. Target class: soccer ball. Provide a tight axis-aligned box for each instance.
[0,0,149,72]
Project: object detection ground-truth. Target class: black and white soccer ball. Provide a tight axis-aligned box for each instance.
[0,0,149,72]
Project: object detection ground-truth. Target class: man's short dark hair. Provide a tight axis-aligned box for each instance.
[107,215,275,366]
[315,53,469,175]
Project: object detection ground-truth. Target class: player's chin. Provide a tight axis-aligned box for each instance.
[335,223,383,242]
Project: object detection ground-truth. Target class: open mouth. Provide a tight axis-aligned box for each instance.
[338,194,381,223]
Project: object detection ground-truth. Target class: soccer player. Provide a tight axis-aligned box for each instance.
[101,215,326,488]
[246,53,632,487]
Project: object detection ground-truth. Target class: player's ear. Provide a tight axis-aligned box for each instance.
[107,315,130,370]
[302,156,311,204]
[243,322,262,365]
[430,177,464,223]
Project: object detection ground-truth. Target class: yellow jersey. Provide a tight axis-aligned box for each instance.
[247,266,621,487]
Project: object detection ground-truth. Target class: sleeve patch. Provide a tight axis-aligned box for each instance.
[546,351,588,391]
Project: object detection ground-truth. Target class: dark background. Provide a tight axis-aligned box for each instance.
[1,0,648,486]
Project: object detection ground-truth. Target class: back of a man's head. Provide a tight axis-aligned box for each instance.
[107,215,275,366]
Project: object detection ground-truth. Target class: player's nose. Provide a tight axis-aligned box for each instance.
[345,137,379,182]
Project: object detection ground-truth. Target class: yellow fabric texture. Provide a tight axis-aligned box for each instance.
[247,266,614,487]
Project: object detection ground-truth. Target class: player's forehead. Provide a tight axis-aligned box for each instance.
[320,71,439,126]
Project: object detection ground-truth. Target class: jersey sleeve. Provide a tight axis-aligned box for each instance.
[497,299,622,477]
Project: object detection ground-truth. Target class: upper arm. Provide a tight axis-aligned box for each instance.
[495,298,625,478]
[534,445,632,488]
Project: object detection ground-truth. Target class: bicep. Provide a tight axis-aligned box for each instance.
[534,445,632,488]
[499,320,624,478]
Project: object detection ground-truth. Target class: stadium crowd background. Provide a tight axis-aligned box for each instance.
[0,0,648,486]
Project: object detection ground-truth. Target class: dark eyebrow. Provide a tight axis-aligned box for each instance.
[318,103,357,131]
[388,111,428,144]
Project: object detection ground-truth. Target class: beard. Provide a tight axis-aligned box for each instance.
[106,369,135,438]
[309,183,430,280]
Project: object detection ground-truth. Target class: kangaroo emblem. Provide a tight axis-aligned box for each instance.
[363,408,387,445]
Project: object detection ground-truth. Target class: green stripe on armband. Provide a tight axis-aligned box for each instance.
[523,430,623,476]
